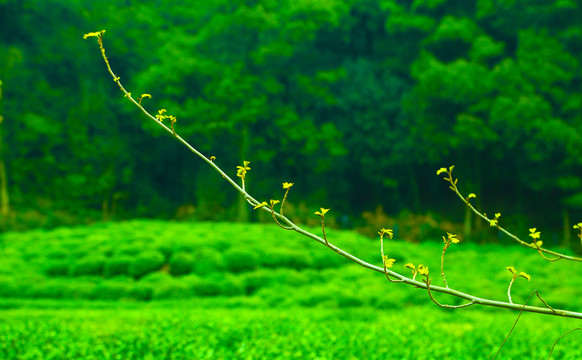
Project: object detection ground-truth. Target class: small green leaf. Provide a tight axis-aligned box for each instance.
[517,272,531,281]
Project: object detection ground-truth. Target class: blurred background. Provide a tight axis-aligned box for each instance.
[1,2,582,358]
[1,0,582,248]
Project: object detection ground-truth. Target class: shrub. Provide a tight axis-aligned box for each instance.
[0,276,24,297]
[69,256,106,276]
[242,270,274,295]
[65,281,99,299]
[260,248,314,270]
[71,248,90,259]
[184,274,223,296]
[155,242,174,261]
[152,281,192,300]
[45,248,68,260]
[42,260,70,277]
[221,274,245,296]
[139,271,169,281]
[169,251,194,276]
[295,285,337,307]
[336,291,364,308]
[25,280,66,299]
[129,283,154,301]
[175,242,196,253]
[310,250,345,269]
[223,248,258,273]
[91,280,131,300]
[116,243,143,256]
[243,268,309,295]
[128,251,165,278]
[357,207,460,242]
[135,271,186,299]
[21,248,43,262]
[192,248,225,275]
[98,245,115,257]
[254,286,295,307]
[270,268,309,287]
[104,256,132,277]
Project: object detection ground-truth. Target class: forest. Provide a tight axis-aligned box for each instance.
[1,0,582,249]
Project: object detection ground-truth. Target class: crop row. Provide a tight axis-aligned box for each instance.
[1,306,580,360]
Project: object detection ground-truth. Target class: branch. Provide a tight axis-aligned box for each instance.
[425,277,476,309]
[547,328,582,359]
[437,166,582,262]
[493,290,558,359]
[85,31,582,321]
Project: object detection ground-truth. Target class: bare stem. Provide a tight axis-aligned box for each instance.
[507,278,515,304]
[271,207,293,230]
[493,290,557,359]
[441,244,449,288]
[547,328,582,359]
[280,188,290,216]
[445,172,582,262]
[379,234,403,284]
[320,216,328,245]
[537,249,561,262]
[425,278,475,309]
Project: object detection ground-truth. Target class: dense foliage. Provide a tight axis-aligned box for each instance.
[1,0,582,243]
[1,306,580,359]
[0,221,580,309]
[0,220,580,358]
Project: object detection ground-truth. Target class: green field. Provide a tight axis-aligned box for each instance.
[0,221,581,359]
[1,305,581,359]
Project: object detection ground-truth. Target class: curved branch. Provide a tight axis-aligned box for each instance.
[493,290,559,359]
[547,328,582,359]
[425,278,476,309]
[85,33,582,321]
[445,172,582,262]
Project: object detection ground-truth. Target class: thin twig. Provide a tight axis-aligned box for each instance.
[425,278,476,309]
[379,233,403,284]
[320,217,328,245]
[547,328,582,359]
[507,278,514,304]
[493,290,555,359]
[271,209,293,230]
[535,291,556,313]
[536,249,561,262]
[441,244,449,288]
[444,170,582,263]
[280,187,290,217]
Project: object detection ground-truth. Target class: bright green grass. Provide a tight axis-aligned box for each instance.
[0,221,581,359]
[0,305,580,360]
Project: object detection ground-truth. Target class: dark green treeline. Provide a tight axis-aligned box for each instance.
[1,0,581,242]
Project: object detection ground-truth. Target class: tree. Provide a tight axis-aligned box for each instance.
[0,79,8,218]
[0,0,139,223]
[127,0,352,221]
[385,0,582,239]
[2,0,582,236]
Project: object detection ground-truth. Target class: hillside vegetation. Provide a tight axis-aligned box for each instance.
[0,220,580,310]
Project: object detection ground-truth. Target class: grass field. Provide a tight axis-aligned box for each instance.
[0,220,581,359]
[1,304,581,359]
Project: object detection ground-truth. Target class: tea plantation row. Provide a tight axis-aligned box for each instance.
[0,220,580,310]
